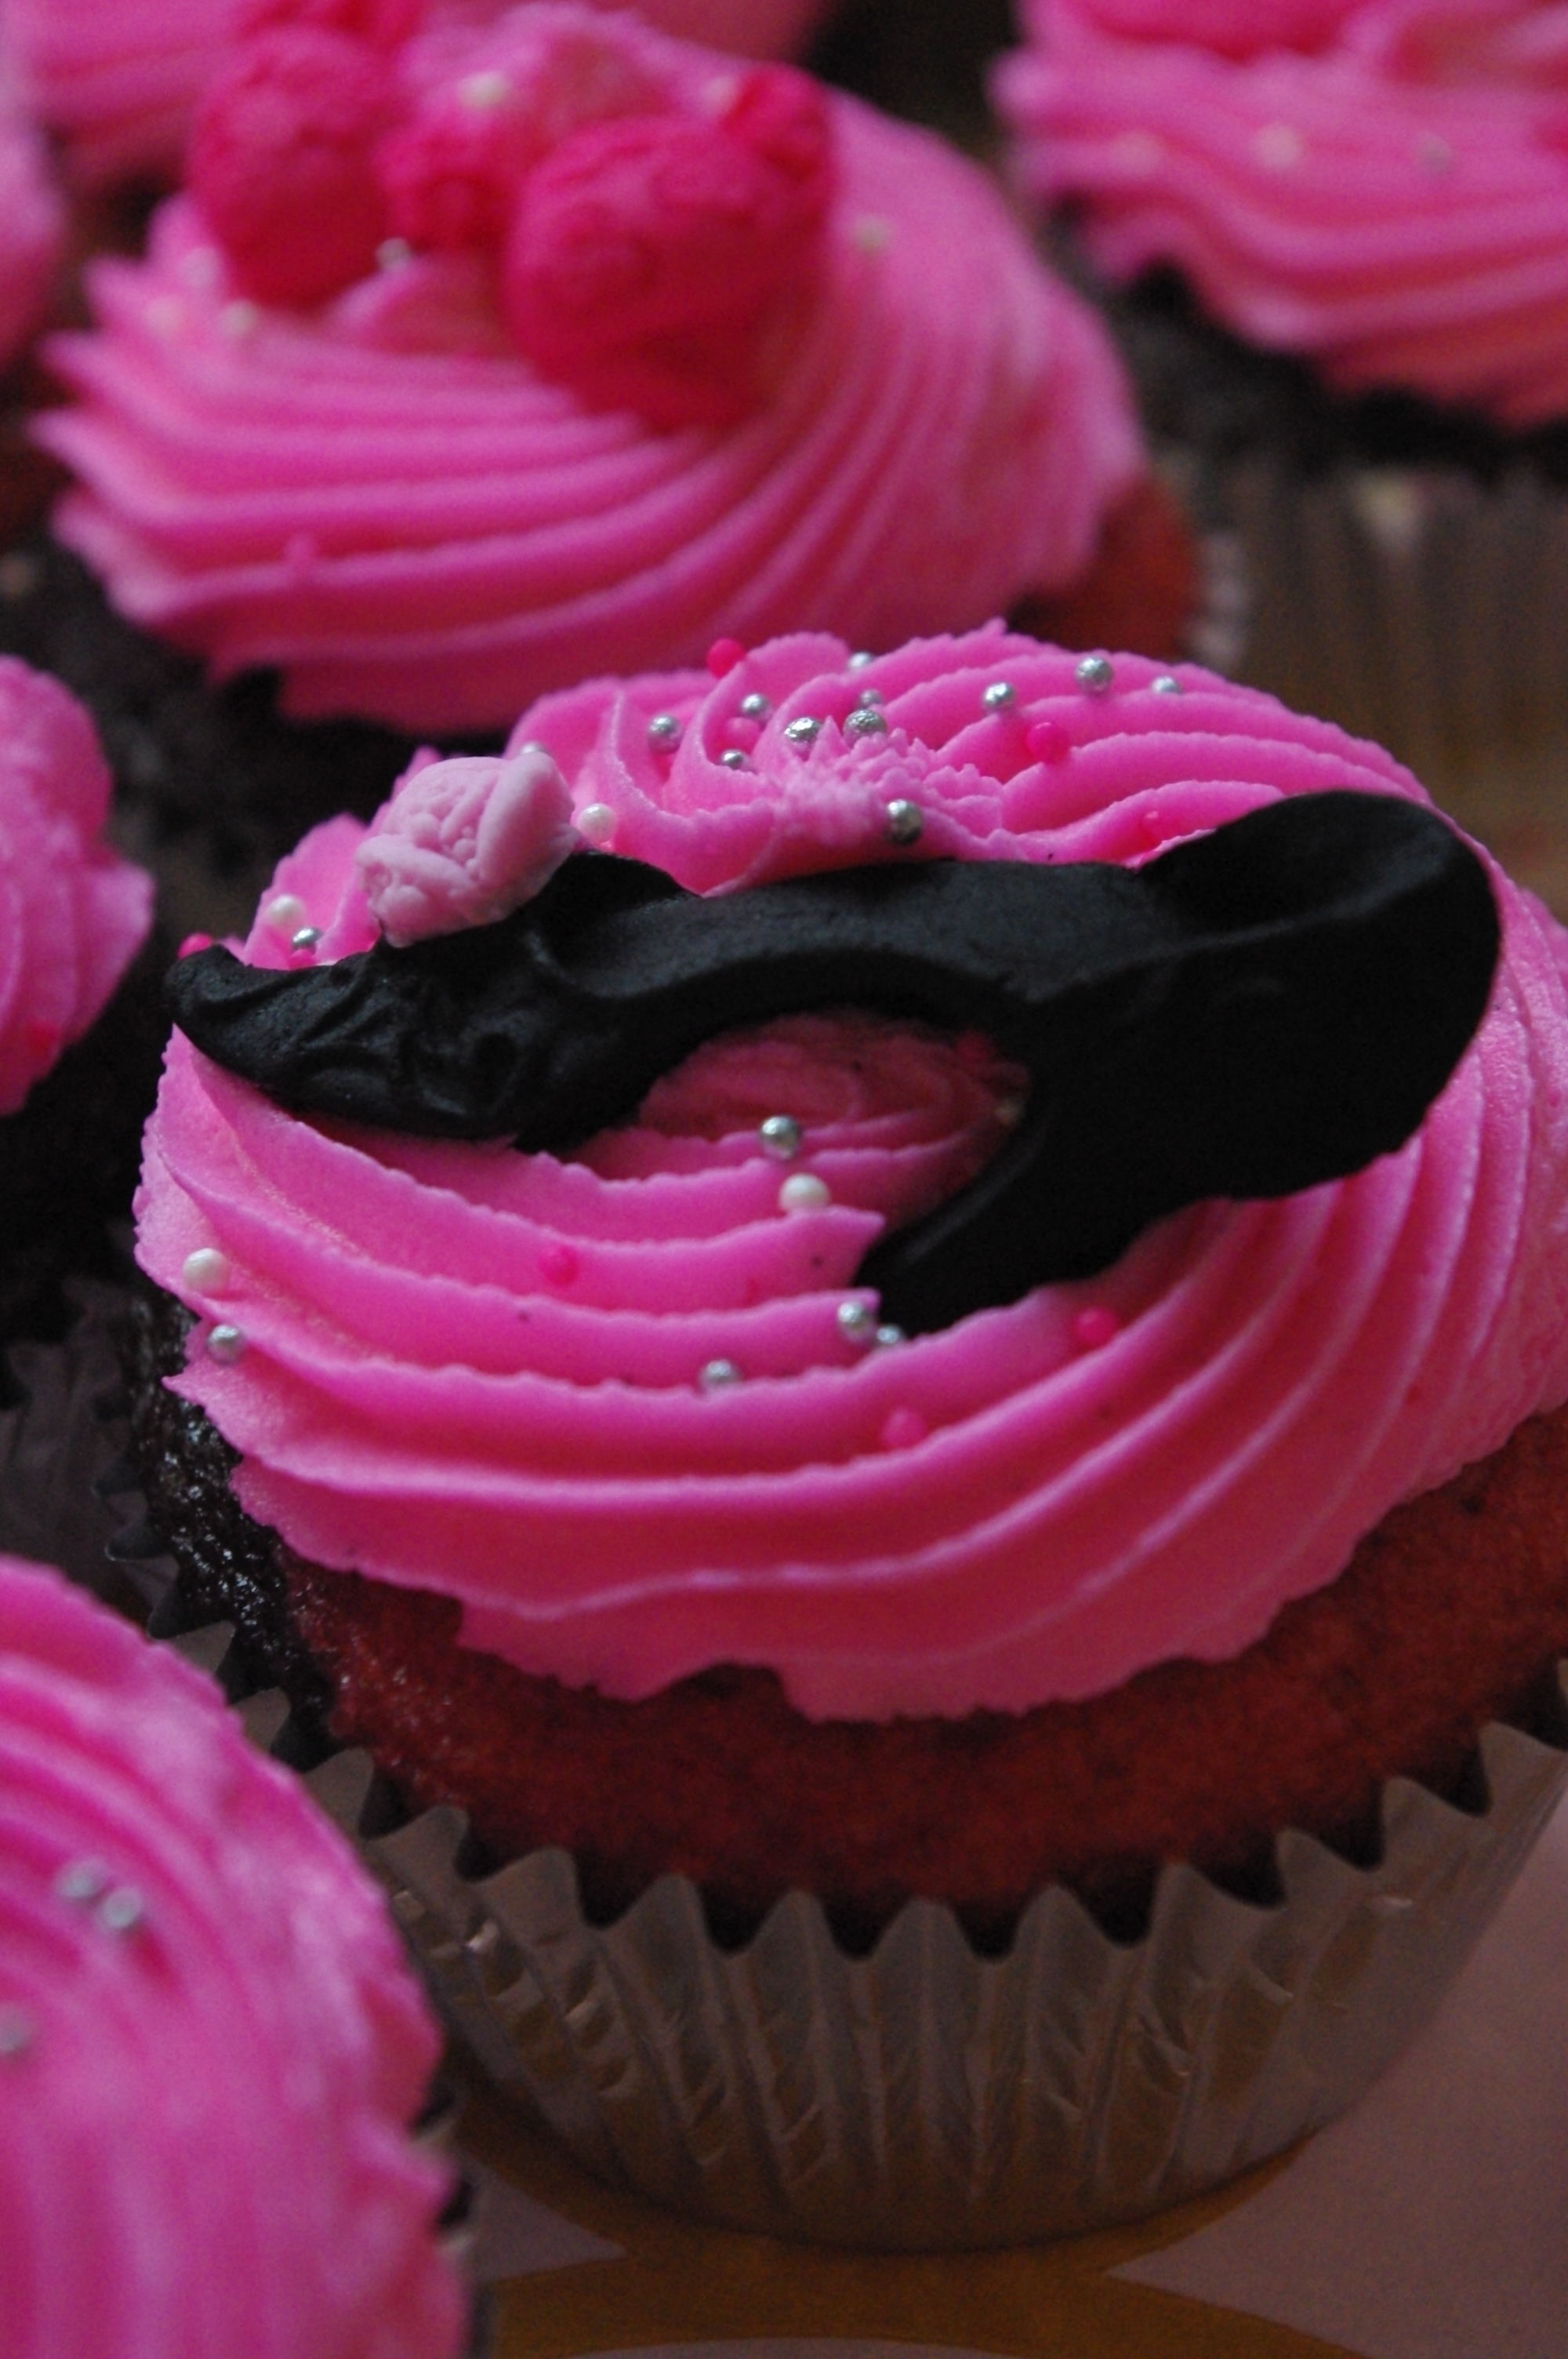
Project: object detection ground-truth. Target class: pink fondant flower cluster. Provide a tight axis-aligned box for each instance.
[189,0,836,425]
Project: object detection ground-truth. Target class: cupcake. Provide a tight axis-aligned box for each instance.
[996,0,1568,430]
[31,0,1184,756]
[7,0,840,194]
[0,656,159,1353]
[995,2,1568,871]
[123,626,1568,2241]
[0,1552,468,2357]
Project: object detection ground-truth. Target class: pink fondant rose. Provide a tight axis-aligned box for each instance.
[357,743,579,945]
[379,20,658,253]
[502,64,834,426]
[189,24,397,304]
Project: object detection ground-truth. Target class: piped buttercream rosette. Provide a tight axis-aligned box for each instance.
[134,628,1568,1723]
[39,2,1142,732]
[0,1554,466,2359]
[998,0,1568,425]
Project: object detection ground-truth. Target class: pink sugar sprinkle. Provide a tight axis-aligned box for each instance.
[178,932,215,958]
[1073,1305,1119,1351]
[1025,718,1070,764]
[539,1241,579,1287]
[707,637,746,676]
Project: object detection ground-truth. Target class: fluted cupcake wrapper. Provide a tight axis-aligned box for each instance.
[257,1679,1568,2251]
[1213,456,1568,916]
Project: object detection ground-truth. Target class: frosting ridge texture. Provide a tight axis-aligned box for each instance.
[0,1554,465,2359]
[136,631,1568,1719]
[998,0,1568,425]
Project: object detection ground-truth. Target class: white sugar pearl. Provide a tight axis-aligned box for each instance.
[779,1173,831,1213]
[181,1248,231,1295]
[98,1888,145,1936]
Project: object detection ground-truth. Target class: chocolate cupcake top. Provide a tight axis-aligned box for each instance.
[136,629,1568,1720]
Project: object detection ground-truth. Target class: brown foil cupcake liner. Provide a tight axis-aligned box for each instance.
[225,1667,1568,2250]
[1210,456,1568,917]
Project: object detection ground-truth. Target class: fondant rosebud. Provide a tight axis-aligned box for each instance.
[357,745,579,946]
[190,26,396,305]
[501,81,834,428]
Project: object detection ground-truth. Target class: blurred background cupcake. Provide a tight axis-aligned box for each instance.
[8,0,1192,939]
[0,1553,470,2357]
[6,0,844,197]
[996,0,1568,912]
[0,657,158,1365]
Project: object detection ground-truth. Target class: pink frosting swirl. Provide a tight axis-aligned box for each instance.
[135,628,1568,1721]
[7,0,833,189]
[38,5,1141,733]
[0,53,62,368]
[0,1554,466,2359]
[998,0,1568,427]
[0,659,152,1116]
